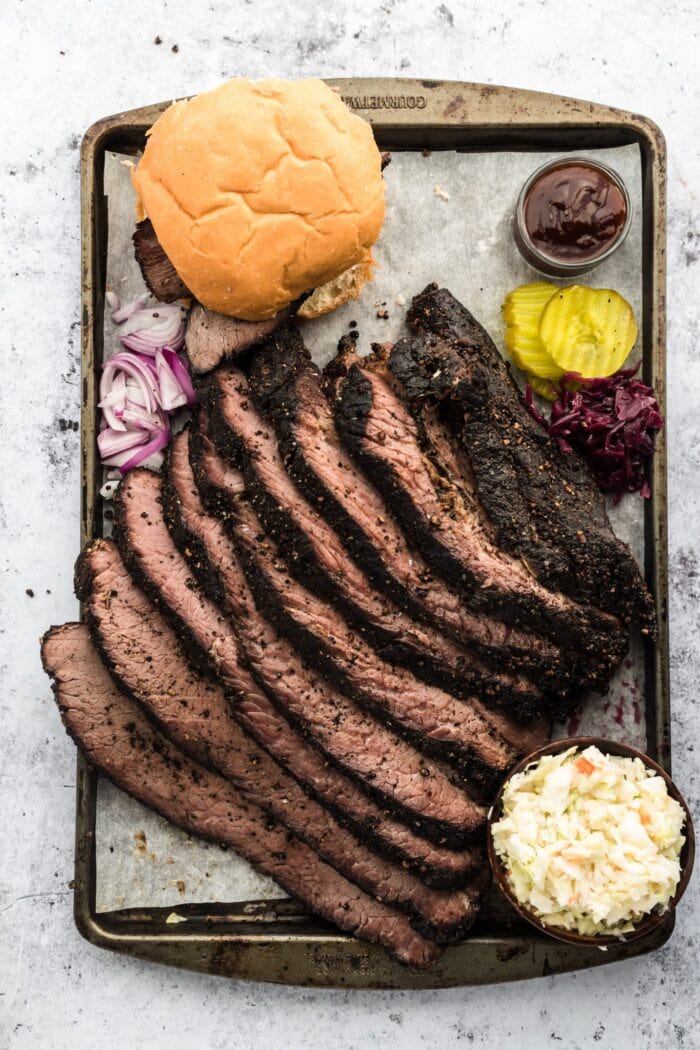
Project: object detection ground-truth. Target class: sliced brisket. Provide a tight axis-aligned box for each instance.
[132,219,189,302]
[164,436,503,796]
[76,540,480,940]
[41,624,441,968]
[198,367,547,707]
[186,302,298,375]
[395,284,655,631]
[244,330,559,695]
[334,359,629,699]
[170,427,547,785]
[113,468,486,847]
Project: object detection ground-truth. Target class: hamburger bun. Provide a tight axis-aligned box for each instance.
[132,78,385,321]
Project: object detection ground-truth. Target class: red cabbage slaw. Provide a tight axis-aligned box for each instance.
[525,364,664,502]
[98,295,195,473]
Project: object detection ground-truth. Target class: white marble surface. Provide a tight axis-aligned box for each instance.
[1,0,698,1046]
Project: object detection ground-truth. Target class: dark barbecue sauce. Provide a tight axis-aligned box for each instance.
[524,162,627,263]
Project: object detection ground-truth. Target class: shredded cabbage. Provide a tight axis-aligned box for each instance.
[491,745,685,936]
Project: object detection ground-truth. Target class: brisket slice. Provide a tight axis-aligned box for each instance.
[41,624,441,968]
[186,302,298,375]
[76,542,480,940]
[132,219,189,302]
[397,284,655,631]
[171,428,544,788]
[114,468,485,847]
[244,330,556,698]
[334,361,629,701]
[198,368,542,708]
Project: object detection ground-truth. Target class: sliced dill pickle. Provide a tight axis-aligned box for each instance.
[502,283,562,379]
[539,285,638,378]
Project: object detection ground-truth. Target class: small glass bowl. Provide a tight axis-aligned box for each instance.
[514,157,632,278]
[487,737,695,947]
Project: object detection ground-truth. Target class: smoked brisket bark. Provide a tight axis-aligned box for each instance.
[113,469,486,847]
[244,330,563,693]
[133,219,189,302]
[394,283,655,632]
[334,358,629,701]
[76,541,481,940]
[41,624,441,968]
[188,419,551,758]
[168,428,547,786]
[199,367,560,705]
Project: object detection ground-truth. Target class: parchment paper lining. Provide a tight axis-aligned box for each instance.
[95,144,646,912]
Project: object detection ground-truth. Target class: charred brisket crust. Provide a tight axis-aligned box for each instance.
[404,285,655,632]
[196,375,485,702]
[152,447,480,850]
[335,364,628,701]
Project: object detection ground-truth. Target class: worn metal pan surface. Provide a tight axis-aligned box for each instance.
[76,78,669,987]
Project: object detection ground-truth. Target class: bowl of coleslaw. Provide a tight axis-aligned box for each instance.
[487,737,694,946]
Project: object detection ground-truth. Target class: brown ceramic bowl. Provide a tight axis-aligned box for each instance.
[487,737,695,947]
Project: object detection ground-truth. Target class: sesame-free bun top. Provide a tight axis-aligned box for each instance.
[132,77,386,321]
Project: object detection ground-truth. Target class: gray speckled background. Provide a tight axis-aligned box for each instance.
[0,1,698,1046]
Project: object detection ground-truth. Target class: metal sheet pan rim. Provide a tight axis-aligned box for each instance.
[76,77,669,987]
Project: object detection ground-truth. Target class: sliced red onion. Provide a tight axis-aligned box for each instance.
[118,428,171,472]
[156,347,197,411]
[100,294,195,477]
[119,302,187,354]
[108,292,150,324]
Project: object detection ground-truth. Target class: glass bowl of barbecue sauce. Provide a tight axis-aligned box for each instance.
[515,157,631,277]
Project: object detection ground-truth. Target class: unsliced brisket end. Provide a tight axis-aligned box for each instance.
[399,284,655,632]
[41,624,441,968]
[174,428,549,783]
[114,468,485,847]
[76,541,480,940]
[335,361,629,700]
[197,367,545,709]
[132,219,189,302]
[244,331,555,701]
[185,303,298,375]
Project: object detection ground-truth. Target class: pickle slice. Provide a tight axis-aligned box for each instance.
[539,285,638,378]
[502,283,562,380]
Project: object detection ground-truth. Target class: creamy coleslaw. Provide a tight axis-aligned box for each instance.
[491,745,686,936]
